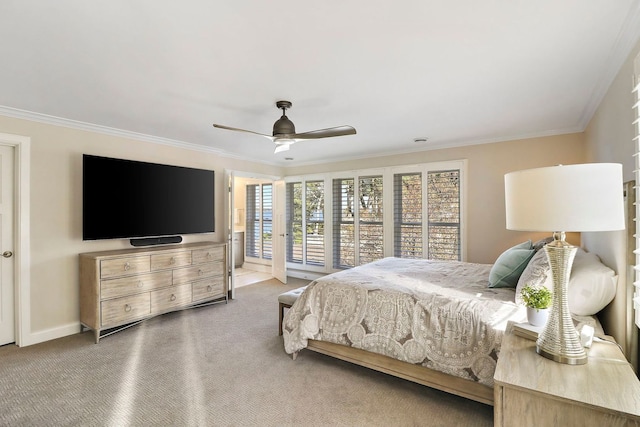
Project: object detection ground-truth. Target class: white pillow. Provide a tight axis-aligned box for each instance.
[515,247,617,316]
[568,249,618,316]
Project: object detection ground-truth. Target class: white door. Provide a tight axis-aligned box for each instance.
[272,180,286,283]
[0,145,14,345]
[224,170,236,299]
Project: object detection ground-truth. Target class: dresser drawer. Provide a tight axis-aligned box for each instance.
[173,262,222,285]
[150,251,192,271]
[150,283,192,314]
[101,293,150,327]
[100,271,173,300]
[192,246,224,264]
[192,277,226,302]
[101,256,150,279]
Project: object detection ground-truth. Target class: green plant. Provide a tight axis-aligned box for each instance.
[520,285,552,310]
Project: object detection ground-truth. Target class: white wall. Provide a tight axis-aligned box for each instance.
[0,114,283,345]
[285,133,585,264]
[583,37,640,367]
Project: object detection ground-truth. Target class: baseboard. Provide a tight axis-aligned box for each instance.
[287,269,324,281]
[19,322,81,347]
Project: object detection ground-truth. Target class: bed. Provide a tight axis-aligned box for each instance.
[282,247,612,405]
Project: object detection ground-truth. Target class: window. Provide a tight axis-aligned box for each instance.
[332,175,384,268]
[394,172,423,258]
[262,184,273,259]
[633,52,640,329]
[358,175,384,264]
[392,169,461,261]
[288,160,465,272]
[333,178,355,268]
[427,170,461,260]
[285,180,325,267]
[286,182,303,263]
[246,184,259,258]
[305,181,325,266]
[246,183,272,260]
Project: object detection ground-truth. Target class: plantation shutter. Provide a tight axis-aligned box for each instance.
[262,184,273,259]
[333,178,355,269]
[427,170,461,260]
[633,52,640,329]
[246,184,259,258]
[359,175,384,264]
[394,172,423,258]
[286,182,303,263]
[306,180,325,266]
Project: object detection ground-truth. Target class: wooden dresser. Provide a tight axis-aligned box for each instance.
[80,241,227,343]
[494,322,640,426]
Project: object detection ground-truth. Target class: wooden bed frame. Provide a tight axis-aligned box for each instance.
[303,339,495,406]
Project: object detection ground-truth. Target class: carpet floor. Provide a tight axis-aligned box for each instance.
[0,278,493,426]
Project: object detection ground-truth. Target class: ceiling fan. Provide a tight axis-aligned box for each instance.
[213,100,356,153]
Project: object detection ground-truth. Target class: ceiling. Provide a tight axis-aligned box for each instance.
[1,1,639,167]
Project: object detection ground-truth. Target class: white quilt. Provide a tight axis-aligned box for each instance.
[283,257,528,386]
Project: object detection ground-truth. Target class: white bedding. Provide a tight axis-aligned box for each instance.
[283,257,528,386]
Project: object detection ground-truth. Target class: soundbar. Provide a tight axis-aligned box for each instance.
[130,236,183,247]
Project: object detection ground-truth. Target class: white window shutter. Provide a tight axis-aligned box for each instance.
[633,51,640,329]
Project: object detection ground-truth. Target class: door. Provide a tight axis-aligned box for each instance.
[224,170,236,299]
[0,145,14,345]
[272,180,286,283]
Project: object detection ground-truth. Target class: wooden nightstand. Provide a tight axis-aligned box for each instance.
[494,322,640,427]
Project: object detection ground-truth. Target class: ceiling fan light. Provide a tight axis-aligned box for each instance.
[273,115,295,135]
[274,143,290,154]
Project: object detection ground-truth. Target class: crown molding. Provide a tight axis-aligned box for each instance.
[0,105,284,167]
[0,105,221,152]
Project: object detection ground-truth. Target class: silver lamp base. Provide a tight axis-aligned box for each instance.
[535,232,587,365]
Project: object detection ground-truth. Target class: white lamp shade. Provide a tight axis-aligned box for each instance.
[505,163,625,232]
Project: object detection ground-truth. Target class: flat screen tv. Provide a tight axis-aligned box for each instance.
[83,155,215,242]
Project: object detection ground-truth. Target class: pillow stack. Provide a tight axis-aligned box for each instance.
[490,239,617,316]
[515,247,618,316]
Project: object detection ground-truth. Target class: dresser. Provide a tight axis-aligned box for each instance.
[494,322,640,426]
[80,241,227,343]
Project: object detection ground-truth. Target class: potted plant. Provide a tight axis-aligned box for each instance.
[520,284,552,327]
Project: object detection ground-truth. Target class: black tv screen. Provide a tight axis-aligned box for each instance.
[83,155,215,240]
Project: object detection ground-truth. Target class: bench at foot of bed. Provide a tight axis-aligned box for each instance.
[278,286,308,336]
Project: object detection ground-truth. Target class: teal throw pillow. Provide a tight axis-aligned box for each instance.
[489,241,535,288]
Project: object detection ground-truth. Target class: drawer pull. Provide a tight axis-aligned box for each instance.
[124,262,131,271]
[137,281,144,288]
[170,257,176,265]
[170,294,176,301]
[206,285,212,292]
[206,252,212,259]
[198,269,204,276]
[124,304,132,312]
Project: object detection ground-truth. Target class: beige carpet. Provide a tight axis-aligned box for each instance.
[0,278,493,426]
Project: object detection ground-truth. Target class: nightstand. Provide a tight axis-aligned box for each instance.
[494,322,640,426]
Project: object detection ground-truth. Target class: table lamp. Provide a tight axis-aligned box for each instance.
[504,163,625,364]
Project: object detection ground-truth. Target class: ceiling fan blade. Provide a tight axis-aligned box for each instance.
[213,124,276,141]
[291,125,356,140]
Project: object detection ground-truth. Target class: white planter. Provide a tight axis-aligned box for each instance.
[527,307,549,327]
